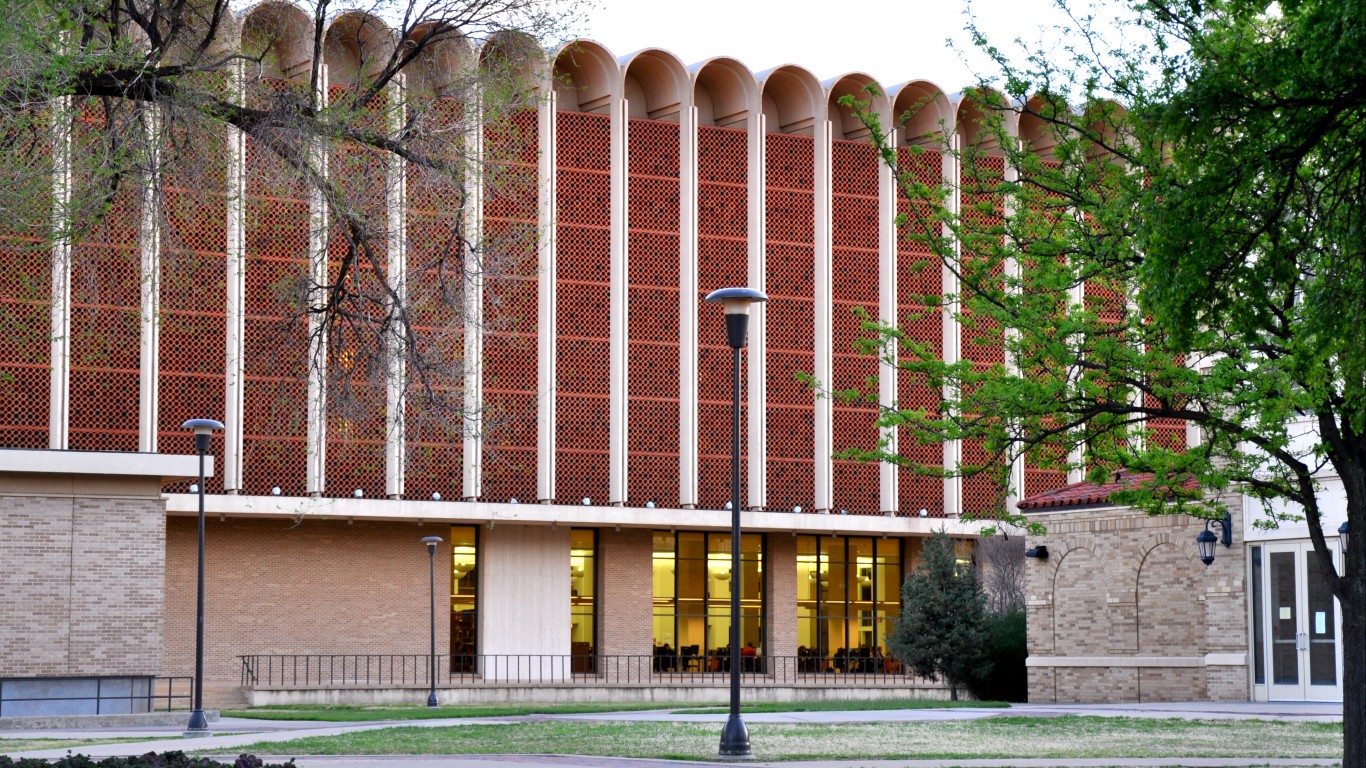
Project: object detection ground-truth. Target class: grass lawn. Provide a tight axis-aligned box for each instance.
[224,698,1000,722]
[221,716,1342,761]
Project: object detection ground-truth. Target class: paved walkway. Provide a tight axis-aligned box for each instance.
[0,701,1343,766]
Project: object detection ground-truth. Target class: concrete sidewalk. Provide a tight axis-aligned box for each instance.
[0,701,1343,766]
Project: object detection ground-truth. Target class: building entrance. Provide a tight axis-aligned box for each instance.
[1256,542,1341,701]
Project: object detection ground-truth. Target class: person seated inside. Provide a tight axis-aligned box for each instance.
[740,641,758,672]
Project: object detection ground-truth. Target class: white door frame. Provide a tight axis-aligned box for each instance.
[1260,541,1342,702]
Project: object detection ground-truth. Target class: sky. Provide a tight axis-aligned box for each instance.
[579,0,1120,92]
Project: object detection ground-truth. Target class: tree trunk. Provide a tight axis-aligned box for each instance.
[1343,523,1364,768]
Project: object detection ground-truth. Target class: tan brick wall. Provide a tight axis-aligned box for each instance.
[597,527,653,657]
[0,478,165,679]
[1025,498,1249,703]
[765,533,797,658]
[164,518,451,706]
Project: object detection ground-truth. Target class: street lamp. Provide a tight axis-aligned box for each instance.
[182,418,223,736]
[704,286,767,760]
[421,535,444,708]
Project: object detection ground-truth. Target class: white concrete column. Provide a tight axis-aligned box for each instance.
[878,128,900,515]
[942,136,962,516]
[609,97,629,505]
[385,77,407,499]
[746,111,767,510]
[1067,238,1086,484]
[678,105,700,509]
[1003,144,1024,509]
[813,118,833,514]
[138,106,161,453]
[306,65,330,496]
[48,95,73,451]
[224,61,246,492]
[478,523,571,674]
[463,92,485,500]
[536,89,559,502]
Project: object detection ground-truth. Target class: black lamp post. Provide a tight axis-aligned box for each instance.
[704,286,767,760]
[182,418,223,735]
[1196,511,1233,566]
[1339,520,1349,557]
[421,535,444,707]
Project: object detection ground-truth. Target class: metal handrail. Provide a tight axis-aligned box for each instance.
[239,654,932,688]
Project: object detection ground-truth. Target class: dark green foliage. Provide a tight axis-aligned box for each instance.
[887,532,989,701]
[0,753,295,768]
[961,608,1027,703]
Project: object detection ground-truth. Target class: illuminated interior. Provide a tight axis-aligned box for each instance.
[570,528,596,660]
[652,531,764,665]
[449,525,478,664]
[796,535,901,670]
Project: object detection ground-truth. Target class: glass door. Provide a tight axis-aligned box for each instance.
[1262,542,1341,701]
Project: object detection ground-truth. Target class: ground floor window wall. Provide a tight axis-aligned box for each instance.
[571,528,597,662]
[796,535,902,672]
[652,531,765,668]
[449,525,478,663]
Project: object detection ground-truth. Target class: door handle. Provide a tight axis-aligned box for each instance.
[1297,632,1308,651]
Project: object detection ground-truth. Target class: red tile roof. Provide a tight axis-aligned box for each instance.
[1016,471,1197,510]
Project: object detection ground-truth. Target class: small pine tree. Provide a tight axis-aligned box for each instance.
[888,532,990,700]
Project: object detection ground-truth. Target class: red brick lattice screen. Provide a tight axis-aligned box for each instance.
[480,109,539,503]
[830,139,880,515]
[69,99,141,452]
[0,108,52,449]
[241,79,310,496]
[764,132,815,512]
[403,96,465,501]
[627,118,681,508]
[697,125,749,510]
[554,110,612,505]
[895,147,945,516]
[159,109,229,492]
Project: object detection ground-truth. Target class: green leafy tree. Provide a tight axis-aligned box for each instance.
[839,0,1365,757]
[888,532,989,701]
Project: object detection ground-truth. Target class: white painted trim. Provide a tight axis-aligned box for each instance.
[609,97,628,505]
[163,493,990,536]
[942,135,962,516]
[678,104,699,508]
[224,60,247,492]
[306,65,330,496]
[746,111,767,510]
[1026,655,1205,668]
[385,77,407,499]
[0,448,206,479]
[1206,653,1249,666]
[536,89,558,502]
[1067,216,1086,484]
[463,92,485,500]
[879,128,899,515]
[138,106,161,453]
[813,118,833,514]
[49,94,73,451]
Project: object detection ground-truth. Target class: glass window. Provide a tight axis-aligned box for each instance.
[1251,546,1265,685]
[796,535,902,673]
[449,525,478,668]
[653,530,765,666]
[570,529,596,656]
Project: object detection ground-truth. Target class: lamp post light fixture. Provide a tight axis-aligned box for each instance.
[704,286,767,760]
[1196,511,1234,566]
[181,418,223,736]
[421,535,444,708]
